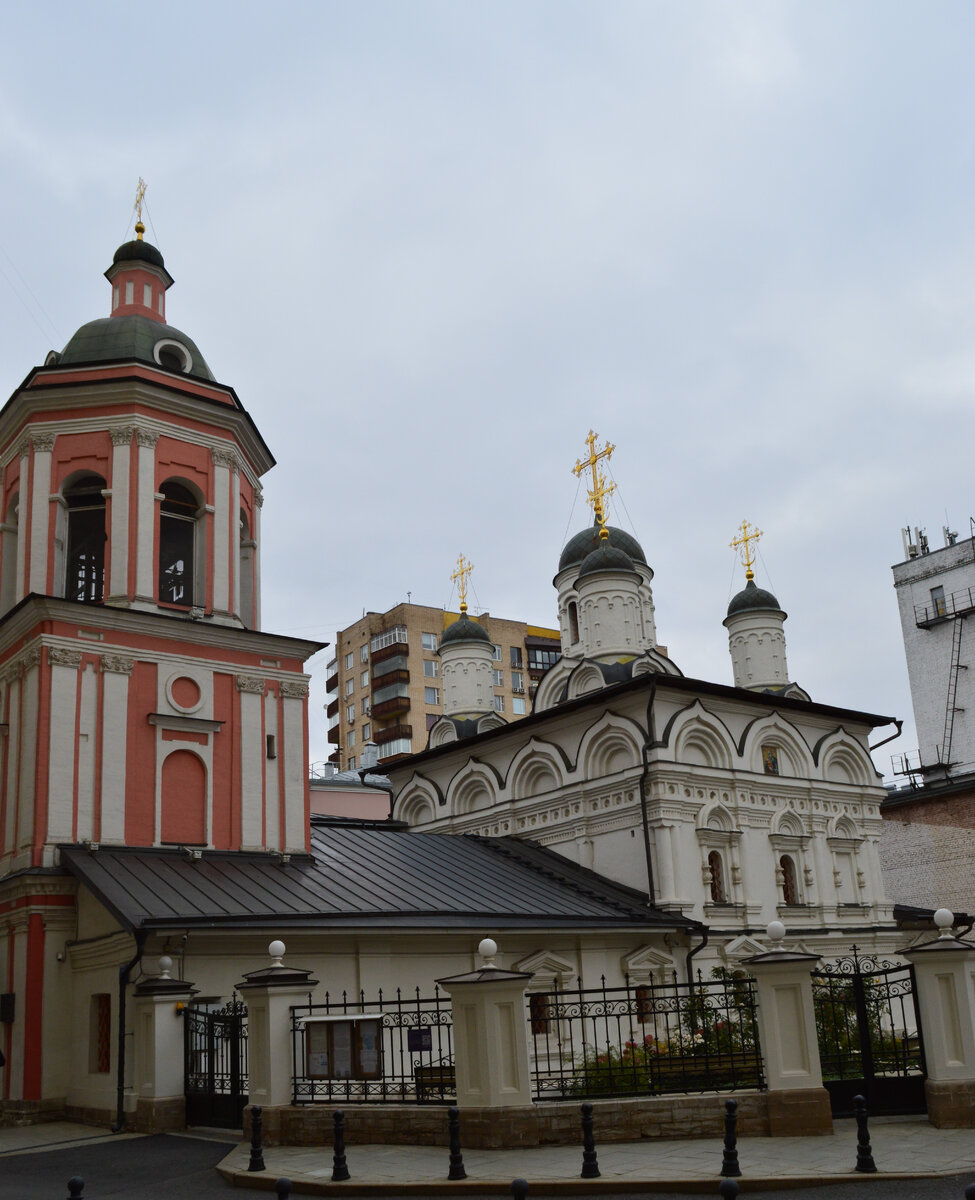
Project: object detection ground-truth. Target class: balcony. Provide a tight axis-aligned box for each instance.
[375,723,412,745]
[371,640,409,667]
[372,695,411,721]
[915,586,975,628]
[326,698,339,719]
[325,668,339,693]
[327,725,340,744]
[372,669,409,693]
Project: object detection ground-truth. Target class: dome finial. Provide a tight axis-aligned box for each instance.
[133,177,147,241]
[573,430,616,541]
[451,553,473,615]
[730,518,763,583]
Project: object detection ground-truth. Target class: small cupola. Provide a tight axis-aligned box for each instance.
[724,521,792,692]
[105,208,173,324]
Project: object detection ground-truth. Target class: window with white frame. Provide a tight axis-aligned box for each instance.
[360,644,369,662]
[513,697,526,715]
[422,632,438,651]
[345,652,354,670]
[424,686,440,705]
[493,669,504,687]
[494,695,505,712]
[492,644,502,660]
[423,660,438,677]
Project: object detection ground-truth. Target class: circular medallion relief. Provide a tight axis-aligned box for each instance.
[168,674,202,713]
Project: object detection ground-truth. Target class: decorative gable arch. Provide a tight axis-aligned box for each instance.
[512,948,577,988]
[813,727,876,787]
[395,773,442,825]
[771,807,804,838]
[577,710,644,778]
[665,701,736,770]
[506,738,569,800]
[740,713,812,777]
[446,759,502,816]
[621,943,675,986]
[565,662,605,700]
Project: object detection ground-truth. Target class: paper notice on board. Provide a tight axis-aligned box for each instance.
[332,1020,353,1078]
[359,1020,380,1075]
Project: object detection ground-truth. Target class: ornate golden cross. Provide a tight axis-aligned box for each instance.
[730,519,763,581]
[451,553,473,613]
[134,178,147,239]
[573,430,616,531]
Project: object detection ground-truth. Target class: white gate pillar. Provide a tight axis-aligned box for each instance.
[236,940,318,1143]
[903,908,975,1127]
[437,938,534,1109]
[743,921,832,1135]
[132,956,197,1132]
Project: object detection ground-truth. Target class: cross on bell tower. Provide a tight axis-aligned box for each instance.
[730,519,763,582]
[451,553,473,614]
[573,430,616,538]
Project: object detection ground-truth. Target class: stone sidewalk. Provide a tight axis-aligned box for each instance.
[216,1116,975,1193]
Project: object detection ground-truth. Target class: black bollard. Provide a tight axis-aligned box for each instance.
[965,1183,975,1200]
[511,1179,529,1200]
[274,1179,292,1199]
[580,1101,600,1179]
[248,1104,266,1172]
[720,1098,741,1177]
[332,1108,351,1182]
[447,1105,467,1180]
[853,1095,877,1174]
[67,1180,84,1200]
[718,1179,739,1200]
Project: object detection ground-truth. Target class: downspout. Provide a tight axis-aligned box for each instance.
[639,675,659,905]
[685,924,709,988]
[868,719,903,754]
[112,930,146,1134]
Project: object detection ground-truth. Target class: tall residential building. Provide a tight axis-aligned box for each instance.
[892,521,975,781]
[325,603,560,768]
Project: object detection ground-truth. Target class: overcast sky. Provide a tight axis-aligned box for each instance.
[2,2,972,777]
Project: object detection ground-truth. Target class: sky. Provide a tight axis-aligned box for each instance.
[1,1,973,777]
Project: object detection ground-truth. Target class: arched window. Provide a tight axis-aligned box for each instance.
[158,481,199,606]
[239,508,254,627]
[780,854,799,905]
[708,850,727,904]
[568,600,579,644]
[64,475,106,603]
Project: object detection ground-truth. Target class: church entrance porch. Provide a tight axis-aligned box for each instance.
[812,948,925,1117]
[184,999,248,1129]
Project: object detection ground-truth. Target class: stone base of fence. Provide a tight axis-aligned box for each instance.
[765,1088,832,1136]
[0,1098,66,1127]
[246,1090,827,1149]
[132,1096,187,1132]
[925,1079,975,1128]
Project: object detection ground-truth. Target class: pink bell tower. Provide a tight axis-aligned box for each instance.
[0,209,323,1113]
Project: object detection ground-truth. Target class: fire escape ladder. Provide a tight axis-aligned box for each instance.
[941,614,966,766]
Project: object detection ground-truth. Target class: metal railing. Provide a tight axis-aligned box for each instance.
[914,586,975,626]
[529,973,764,1101]
[291,985,453,1104]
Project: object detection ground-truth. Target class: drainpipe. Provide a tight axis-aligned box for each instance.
[112,930,146,1134]
[685,924,709,989]
[868,719,903,754]
[639,676,659,905]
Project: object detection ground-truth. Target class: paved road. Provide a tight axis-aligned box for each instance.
[2,1133,972,1200]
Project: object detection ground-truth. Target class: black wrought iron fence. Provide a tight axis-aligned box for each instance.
[291,985,453,1104]
[529,972,764,1101]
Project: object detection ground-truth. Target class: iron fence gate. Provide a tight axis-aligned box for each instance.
[529,972,765,1101]
[812,948,925,1117]
[184,998,248,1128]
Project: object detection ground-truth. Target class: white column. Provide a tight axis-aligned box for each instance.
[100,656,133,843]
[134,429,159,604]
[2,671,19,855]
[652,823,676,902]
[438,940,534,1108]
[28,433,55,595]
[46,648,82,844]
[107,428,133,602]
[252,486,262,630]
[133,960,197,1131]
[280,682,308,853]
[14,440,29,602]
[16,648,40,859]
[211,447,233,617]
[237,676,266,850]
[76,662,98,843]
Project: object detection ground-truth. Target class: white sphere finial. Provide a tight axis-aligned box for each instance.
[158,955,173,979]
[766,920,786,945]
[269,939,286,965]
[934,908,954,938]
[478,936,498,966]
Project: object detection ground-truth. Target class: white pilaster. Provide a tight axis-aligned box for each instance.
[100,655,133,843]
[46,649,83,844]
[28,433,55,594]
[3,673,19,856]
[134,429,158,604]
[76,662,98,843]
[231,461,241,619]
[108,428,133,601]
[15,440,29,602]
[211,447,233,616]
[16,649,40,857]
[237,677,266,850]
[252,486,263,630]
[281,683,308,853]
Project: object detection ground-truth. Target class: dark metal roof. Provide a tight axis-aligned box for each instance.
[60,821,695,934]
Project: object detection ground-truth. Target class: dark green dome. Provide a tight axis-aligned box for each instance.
[113,239,166,270]
[58,316,214,381]
[577,542,638,580]
[439,612,491,647]
[559,521,647,572]
[727,578,783,617]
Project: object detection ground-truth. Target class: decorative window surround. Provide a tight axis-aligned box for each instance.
[148,713,223,734]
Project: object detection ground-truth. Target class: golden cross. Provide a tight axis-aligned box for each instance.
[451,553,473,613]
[730,519,763,581]
[573,430,616,530]
[134,178,147,239]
